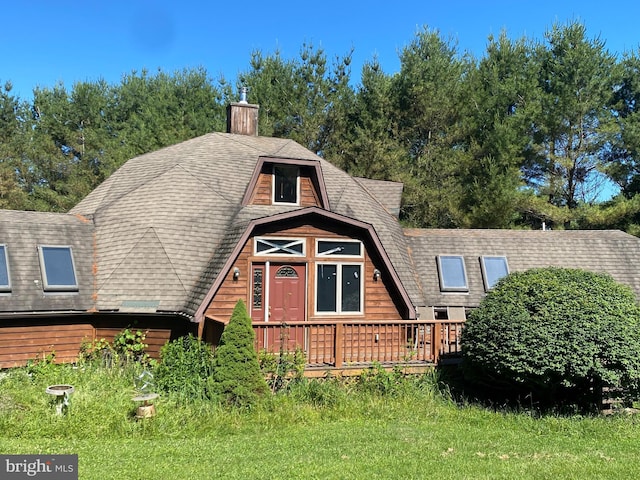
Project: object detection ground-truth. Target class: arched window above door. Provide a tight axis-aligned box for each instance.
[275,265,299,278]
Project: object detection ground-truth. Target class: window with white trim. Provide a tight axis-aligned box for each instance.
[38,245,78,292]
[0,245,10,292]
[316,263,362,314]
[316,239,363,257]
[273,165,299,204]
[480,256,509,290]
[437,255,468,292]
[255,237,305,256]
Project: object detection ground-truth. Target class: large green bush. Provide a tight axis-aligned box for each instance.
[461,267,640,411]
[211,299,269,406]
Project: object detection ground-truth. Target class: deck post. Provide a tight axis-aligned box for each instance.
[334,322,343,368]
[432,321,442,364]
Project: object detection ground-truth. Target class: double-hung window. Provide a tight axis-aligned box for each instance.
[315,240,363,314]
[38,245,78,292]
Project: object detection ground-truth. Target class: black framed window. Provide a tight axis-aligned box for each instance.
[316,263,362,314]
[316,240,362,257]
[273,165,299,204]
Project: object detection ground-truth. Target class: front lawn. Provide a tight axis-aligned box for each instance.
[0,363,638,479]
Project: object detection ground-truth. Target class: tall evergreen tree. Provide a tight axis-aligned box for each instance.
[238,44,353,155]
[459,33,538,228]
[334,59,407,181]
[526,22,617,223]
[392,27,467,227]
[0,81,29,210]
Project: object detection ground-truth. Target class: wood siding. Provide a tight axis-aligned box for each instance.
[0,315,196,368]
[204,223,403,330]
[0,321,94,367]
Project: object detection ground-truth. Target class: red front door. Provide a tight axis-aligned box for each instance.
[252,263,306,352]
[268,263,306,352]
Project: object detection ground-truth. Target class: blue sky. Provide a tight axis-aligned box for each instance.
[2,0,639,100]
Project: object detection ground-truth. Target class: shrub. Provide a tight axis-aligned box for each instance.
[154,334,216,400]
[461,267,640,412]
[211,299,269,407]
[112,328,149,364]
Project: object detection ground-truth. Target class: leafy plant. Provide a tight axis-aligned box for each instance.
[211,299,269,407]
[78,337,114,367]
[461,267,640,412]
[25,351,57,377]
[258,347,306,393]
[355,363,407,396]
[112,328,149,364]
[154,334,215,400]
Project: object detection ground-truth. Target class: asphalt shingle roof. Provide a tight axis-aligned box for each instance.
[404,228,640,308]
[0,210,95,315]
[71,132,420,317]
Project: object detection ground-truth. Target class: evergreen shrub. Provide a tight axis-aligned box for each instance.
[211,299,269,407]
[461,267,640,411]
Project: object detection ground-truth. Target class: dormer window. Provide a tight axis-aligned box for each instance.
[38,245,78,292]
[273,165,299,205]
[0,245,10,292]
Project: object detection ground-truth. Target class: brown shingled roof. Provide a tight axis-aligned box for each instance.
[404,228,640,309]
[0,210,95,315]
[71,132,421,317]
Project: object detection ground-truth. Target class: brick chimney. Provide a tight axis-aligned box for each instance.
[226,87,259,136]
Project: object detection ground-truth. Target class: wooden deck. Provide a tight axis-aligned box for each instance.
[253,319,464,374]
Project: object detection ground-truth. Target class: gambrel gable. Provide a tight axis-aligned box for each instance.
[69,131,421,320]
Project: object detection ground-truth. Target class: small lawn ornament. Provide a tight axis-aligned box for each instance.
[132,370,158,419]
[45,384,74,415]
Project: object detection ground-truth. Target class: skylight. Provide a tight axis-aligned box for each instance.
[480,256,509,290]
[38,246,78,292]
[437,255,468,292]
[0,245,10,292]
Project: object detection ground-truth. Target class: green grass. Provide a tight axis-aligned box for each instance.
[1,364,639,479]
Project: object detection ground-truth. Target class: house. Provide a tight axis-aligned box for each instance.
[2,100,640,372]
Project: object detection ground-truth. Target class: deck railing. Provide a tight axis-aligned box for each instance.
[252,319,464,368]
